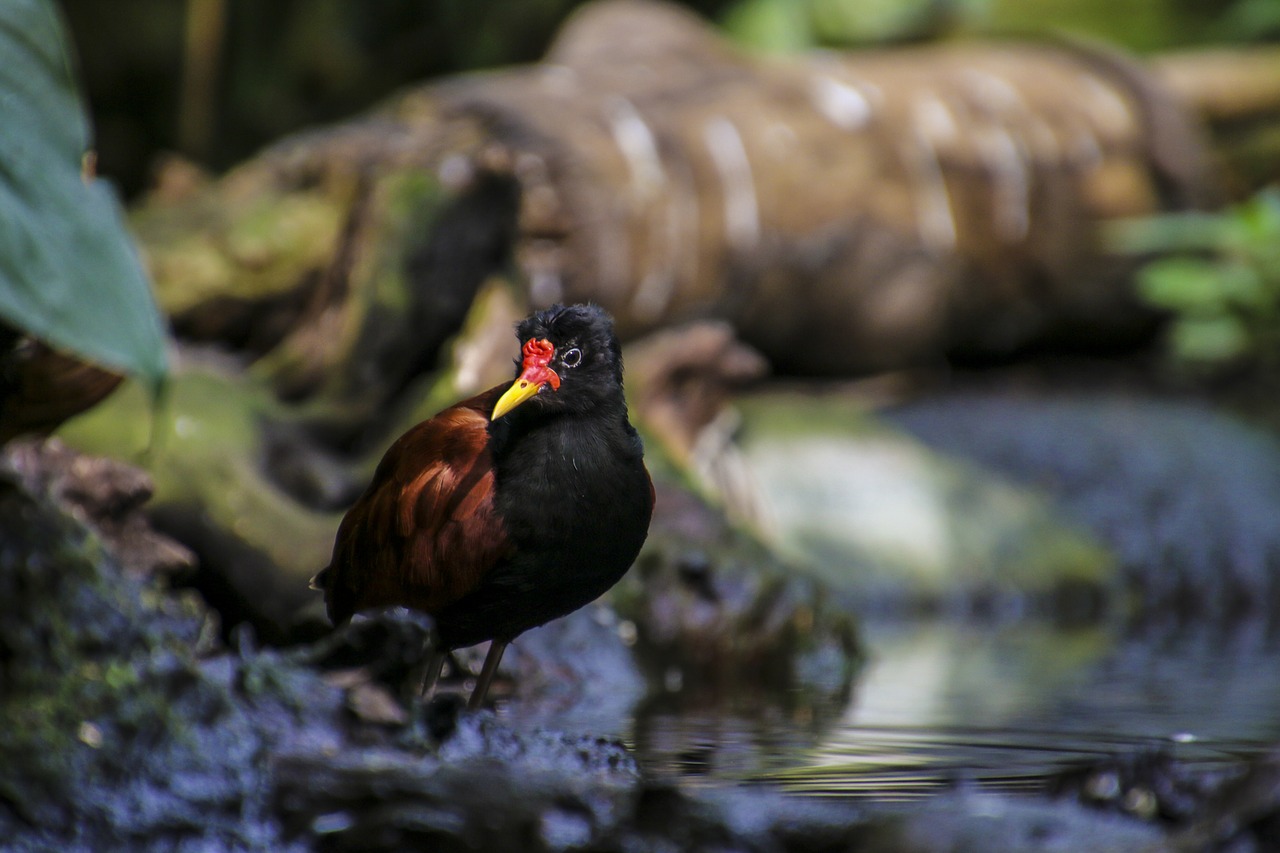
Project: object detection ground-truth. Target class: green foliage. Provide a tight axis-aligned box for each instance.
[722,0,950,51]
[0,0,167,388]
[1219,0,1280,42]
[721,0,1257,53]
[1114,188,1280,370]
[721,0,812,53]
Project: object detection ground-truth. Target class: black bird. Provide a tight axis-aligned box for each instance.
[314,304,653,708]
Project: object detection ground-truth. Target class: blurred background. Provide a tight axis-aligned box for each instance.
[64,0,1278,200]
[8,1,1280,846]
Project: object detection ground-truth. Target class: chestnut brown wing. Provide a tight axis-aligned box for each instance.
[318,386,513,624]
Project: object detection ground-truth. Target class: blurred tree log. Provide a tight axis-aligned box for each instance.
[1151,47,1280,193]
[431,0,1217,374]
[133,0,1280,398]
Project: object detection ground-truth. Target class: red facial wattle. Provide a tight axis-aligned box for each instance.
[491,337,561,421]
[518,338,561,391]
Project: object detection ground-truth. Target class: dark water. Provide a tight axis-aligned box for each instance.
[621,617,1280,801]
[606,393,1280,801]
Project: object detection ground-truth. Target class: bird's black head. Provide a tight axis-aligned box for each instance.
[491,304,626,420]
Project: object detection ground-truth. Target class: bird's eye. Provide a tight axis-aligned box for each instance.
[561,347,583,368]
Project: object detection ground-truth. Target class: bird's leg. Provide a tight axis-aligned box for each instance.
[467,640,508,710]
[417,649,447,699]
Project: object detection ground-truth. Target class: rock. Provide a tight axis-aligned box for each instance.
[502,604,649,736]
[614,479,862,706]
[626,320,769,471]
[3,437,194,579]
[882,791,1170,853]
[1048,748,1225,824]
[0,464,310,849]
[710,392,1119,618]
[1171,748,1280,852]
[57,357,341,643]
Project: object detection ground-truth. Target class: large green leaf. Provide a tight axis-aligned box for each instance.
[0,0,167,387]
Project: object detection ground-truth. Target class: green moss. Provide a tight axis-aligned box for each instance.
[729,392,1120,610]
[57,365,340,586]
[0,479,344,845]
[250,167,447,399]
[134,184,348,316]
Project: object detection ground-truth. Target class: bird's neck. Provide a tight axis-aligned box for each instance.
[488,404,643,470]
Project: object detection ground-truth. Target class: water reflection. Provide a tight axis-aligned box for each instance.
[628,617,1280,800]
[631,693,842,783]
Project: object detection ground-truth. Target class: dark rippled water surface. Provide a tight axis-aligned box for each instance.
[623,617,1280,801]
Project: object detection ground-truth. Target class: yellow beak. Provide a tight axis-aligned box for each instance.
[493,336,561,421]
[492,376,545,420]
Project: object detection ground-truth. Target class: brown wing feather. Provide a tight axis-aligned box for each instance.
[319,385,513,625]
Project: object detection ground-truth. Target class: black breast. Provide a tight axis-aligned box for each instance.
[432,414,651,649]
